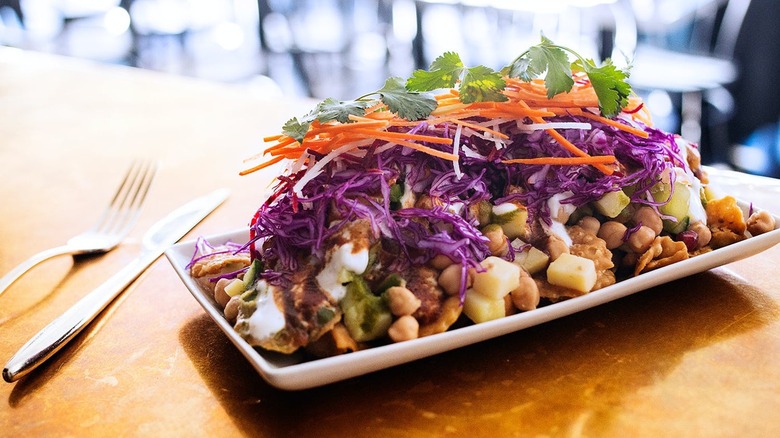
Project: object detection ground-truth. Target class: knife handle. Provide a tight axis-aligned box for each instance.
[3,255,155,382]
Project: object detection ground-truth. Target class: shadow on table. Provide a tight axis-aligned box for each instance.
[0,254,112,327]
[178,268,779,437]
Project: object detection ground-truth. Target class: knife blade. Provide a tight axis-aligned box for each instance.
[3,188,229,383]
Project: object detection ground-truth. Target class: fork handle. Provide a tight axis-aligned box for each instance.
[0,245,76,297]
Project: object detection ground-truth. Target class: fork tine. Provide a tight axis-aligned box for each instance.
[114,161,156,237]
[91,161,142,234]
[94,160,156,237]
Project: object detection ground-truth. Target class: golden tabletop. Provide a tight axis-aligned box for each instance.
[1,47,780,437]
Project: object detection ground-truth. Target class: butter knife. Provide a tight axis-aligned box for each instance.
[3,188,229,383]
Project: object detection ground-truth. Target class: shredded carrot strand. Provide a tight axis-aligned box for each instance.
[503,156,617,166]
[516,99,614,175]
[578,111,649,139]
[437,117,509,139]
[379,138,458,161]
[263,134,284,142]
[240,154,286,175]
[350,128,454,145]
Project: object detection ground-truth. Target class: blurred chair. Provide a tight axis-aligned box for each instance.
[628,0,751,165]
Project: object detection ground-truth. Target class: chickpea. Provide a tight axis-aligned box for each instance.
[632,206,663,235]
[747,210,776,236]
[429,253,455,270]
[214,278,233,307]
[577,216,601,235]
[388,315,419,343]
[438,263,472,296]
[621,251,638,268]
[626,225,655,253]
[689,221,712,248]
[598,221,628,250]
[502,294,516,316]
[510,272,540,311]
[415,194,442,210]
[482,224,509,257]
[546,235,569,261]
[224,295,241,323]
[385,286,421,317]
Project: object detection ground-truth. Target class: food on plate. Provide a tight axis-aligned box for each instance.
[188,38,776,357]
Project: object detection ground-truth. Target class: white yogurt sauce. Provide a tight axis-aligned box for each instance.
[546,191,576,223]
[316,242,369,302]
[246,280,286,341]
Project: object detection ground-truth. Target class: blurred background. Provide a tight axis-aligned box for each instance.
[1,0,778,177]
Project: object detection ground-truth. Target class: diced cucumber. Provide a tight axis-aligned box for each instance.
[243,259,262,288]
[593,190,630,218]
[491,203,528,239]
[375,273,406,294]
[340,276,392,342]
[652,181,699,234]
[226,259,262,298]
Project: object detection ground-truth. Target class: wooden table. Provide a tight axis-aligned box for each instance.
[2,47,779,437]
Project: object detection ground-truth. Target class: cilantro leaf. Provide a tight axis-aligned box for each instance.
[406,51,464,91]
[529,45,574,98]
[504,36,573,97]
[377,77,437,120]
[282,112,316,143]
[460,66,508,104]
[573,59,631,117]
[316,98,369,124]
[501,56,533,81]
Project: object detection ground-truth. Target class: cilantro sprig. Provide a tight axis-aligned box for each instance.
[280,37,632,142]
[282,78,436,142]
[502,36,631,117]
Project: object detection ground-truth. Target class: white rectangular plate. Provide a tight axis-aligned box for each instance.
[165,199,780,391]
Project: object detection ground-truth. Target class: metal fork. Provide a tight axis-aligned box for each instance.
[0,160,157,298]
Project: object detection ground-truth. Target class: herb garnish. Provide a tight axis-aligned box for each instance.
[502,36,631,117]
[281,36,631,142]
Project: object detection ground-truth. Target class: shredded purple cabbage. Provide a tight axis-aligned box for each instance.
[247,114,695,297]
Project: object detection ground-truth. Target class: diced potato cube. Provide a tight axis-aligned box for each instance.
[463,288,505,323]
[224,278,246,297]
[472,256,521,299]
[512,245,549,275]
[546,253,597,293]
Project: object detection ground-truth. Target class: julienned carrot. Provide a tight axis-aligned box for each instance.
[349,128,454,145]
[436,117,509,139]
[264,136,299,153]
[247,75,652,176]
[263,134,284,142]
[503,156,617,166]
[379,138,458,161]
[578,111,650,139]
[240,154,286,175]
[306,119,388,137]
